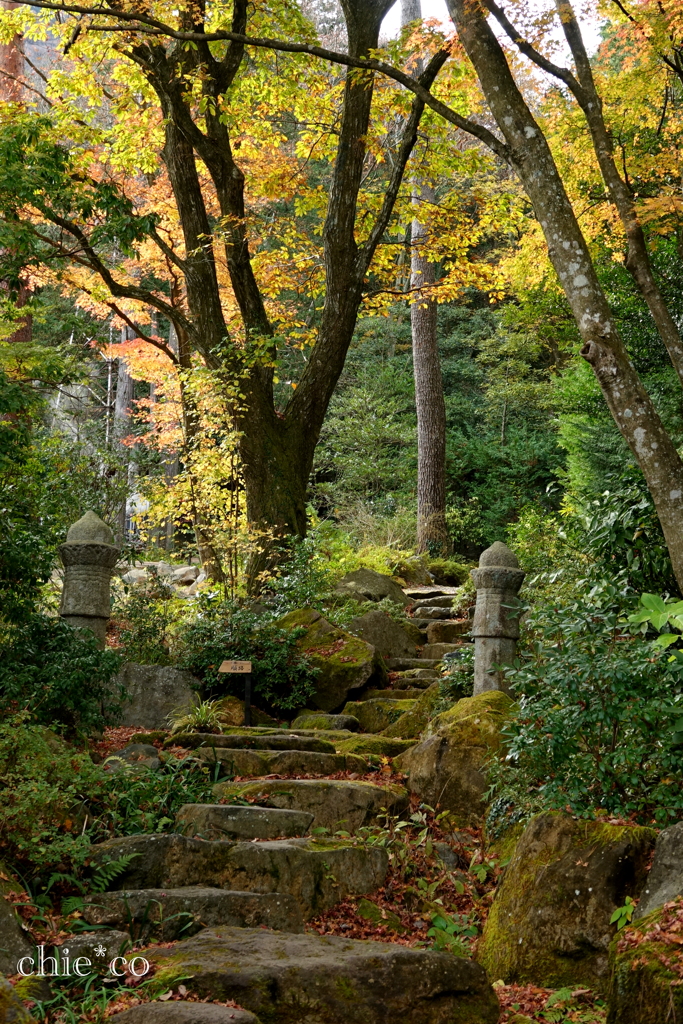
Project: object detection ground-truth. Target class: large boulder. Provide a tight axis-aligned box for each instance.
[478,811,656,991]
[114,664,200,729]
[395,690,513,825]
[0,896,33,976]
[334,569,410,607]
[607,898,683,1024]
[634,820,683,919]
[275,609,386,712]
[347,610,416,660]
[140,926,500,1024]
[89,834,388,920]
[213,778,408,832]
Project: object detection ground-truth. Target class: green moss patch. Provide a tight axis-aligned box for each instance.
[382,683,441,738]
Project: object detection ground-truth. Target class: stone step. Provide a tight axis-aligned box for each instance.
[111,1003,258,1024]
[422,642,464,659]
[141,926,499,1024]
[386,658,441,671]
[411,595,455,609]
[393,678,436,691]
[395,668,438,679]
[426,620,470,645]
[412,606,456,620]
[176,804,313,841]
[363,687,428,701]
[83,886,304,940]
[195,746,367,777]
[291,713,360,732]
[213,778,409,832]
[165,732,335,753]
[90,833,388,920]
[403,586,452,599]
[336,735,417,758]
[343,698,416,734]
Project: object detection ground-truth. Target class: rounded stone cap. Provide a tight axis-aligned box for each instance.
[66,510,115,546]
[478,541,519,569]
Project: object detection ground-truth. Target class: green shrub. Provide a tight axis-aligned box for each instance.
[426,558,471,586]
[0,715,101,876]
[0,614,123,736]
[175,596,317,711]
[268,535,334,612]
[490,586,683,827]
[115,568,182,665]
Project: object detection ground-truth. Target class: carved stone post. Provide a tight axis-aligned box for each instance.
[59,511,120,647]
[470,541,525,696]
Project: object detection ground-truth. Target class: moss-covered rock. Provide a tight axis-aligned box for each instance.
[335,735,416,758]
[276,608,387,712]
[607,898,683,1023]
[382,683,441,738]
[342,698,415,734]
[291,713,360,732]
[196,746,368,777]
[0,973,35,1022]
[140,926,500,1024]
[394,690,513,825]
[478,811,656,992]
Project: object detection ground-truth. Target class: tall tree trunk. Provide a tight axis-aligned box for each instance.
[447,0,683,590]
[402,0,450,557]
[114,328,135,542]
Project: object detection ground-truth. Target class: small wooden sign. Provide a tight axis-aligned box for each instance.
[218,660,252,674]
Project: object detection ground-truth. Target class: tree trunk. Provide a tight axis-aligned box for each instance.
[114,331,135,542]
[402,0,449,557]
[447,0,683,590]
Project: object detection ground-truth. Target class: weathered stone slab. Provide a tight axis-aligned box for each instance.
[195,748,367,777]
[421,643,460,659]
[342,699,415,734]
[386,658,440,671]
[142,926,500,1024]
[166,733,335,753]
[347,610,416,660]
[89,835,388,919]
[275,609,386,711]
[176,805,313,841]
[411,595,454,610]
[413,607,456,620]
[478,811,656,991]
[335,736,416,759]
[56,930,130,966]
[114,664,200,730]
[634,820,683,919]
[110,1004,259,1024]
[291,714,360,732]
[213,779,408,832]
[83,887,303,939]
[426,620,470,644]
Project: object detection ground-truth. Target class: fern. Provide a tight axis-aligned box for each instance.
[90,853,140,894]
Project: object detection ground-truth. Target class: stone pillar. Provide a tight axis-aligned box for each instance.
[59,511,120,647]
[470,541,525,696]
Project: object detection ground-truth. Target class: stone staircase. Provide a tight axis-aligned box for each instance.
[86,592,495,1022]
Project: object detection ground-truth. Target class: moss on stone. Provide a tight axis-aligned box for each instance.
[336,735,416,758]
[477,811,656,993]
[382,683,441,738]
[343,698,416,734]
[427,689,514,749]
[276,608,387,711]
[607,903,683,1024]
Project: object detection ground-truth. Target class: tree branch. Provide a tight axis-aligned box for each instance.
[8,0,511,162]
